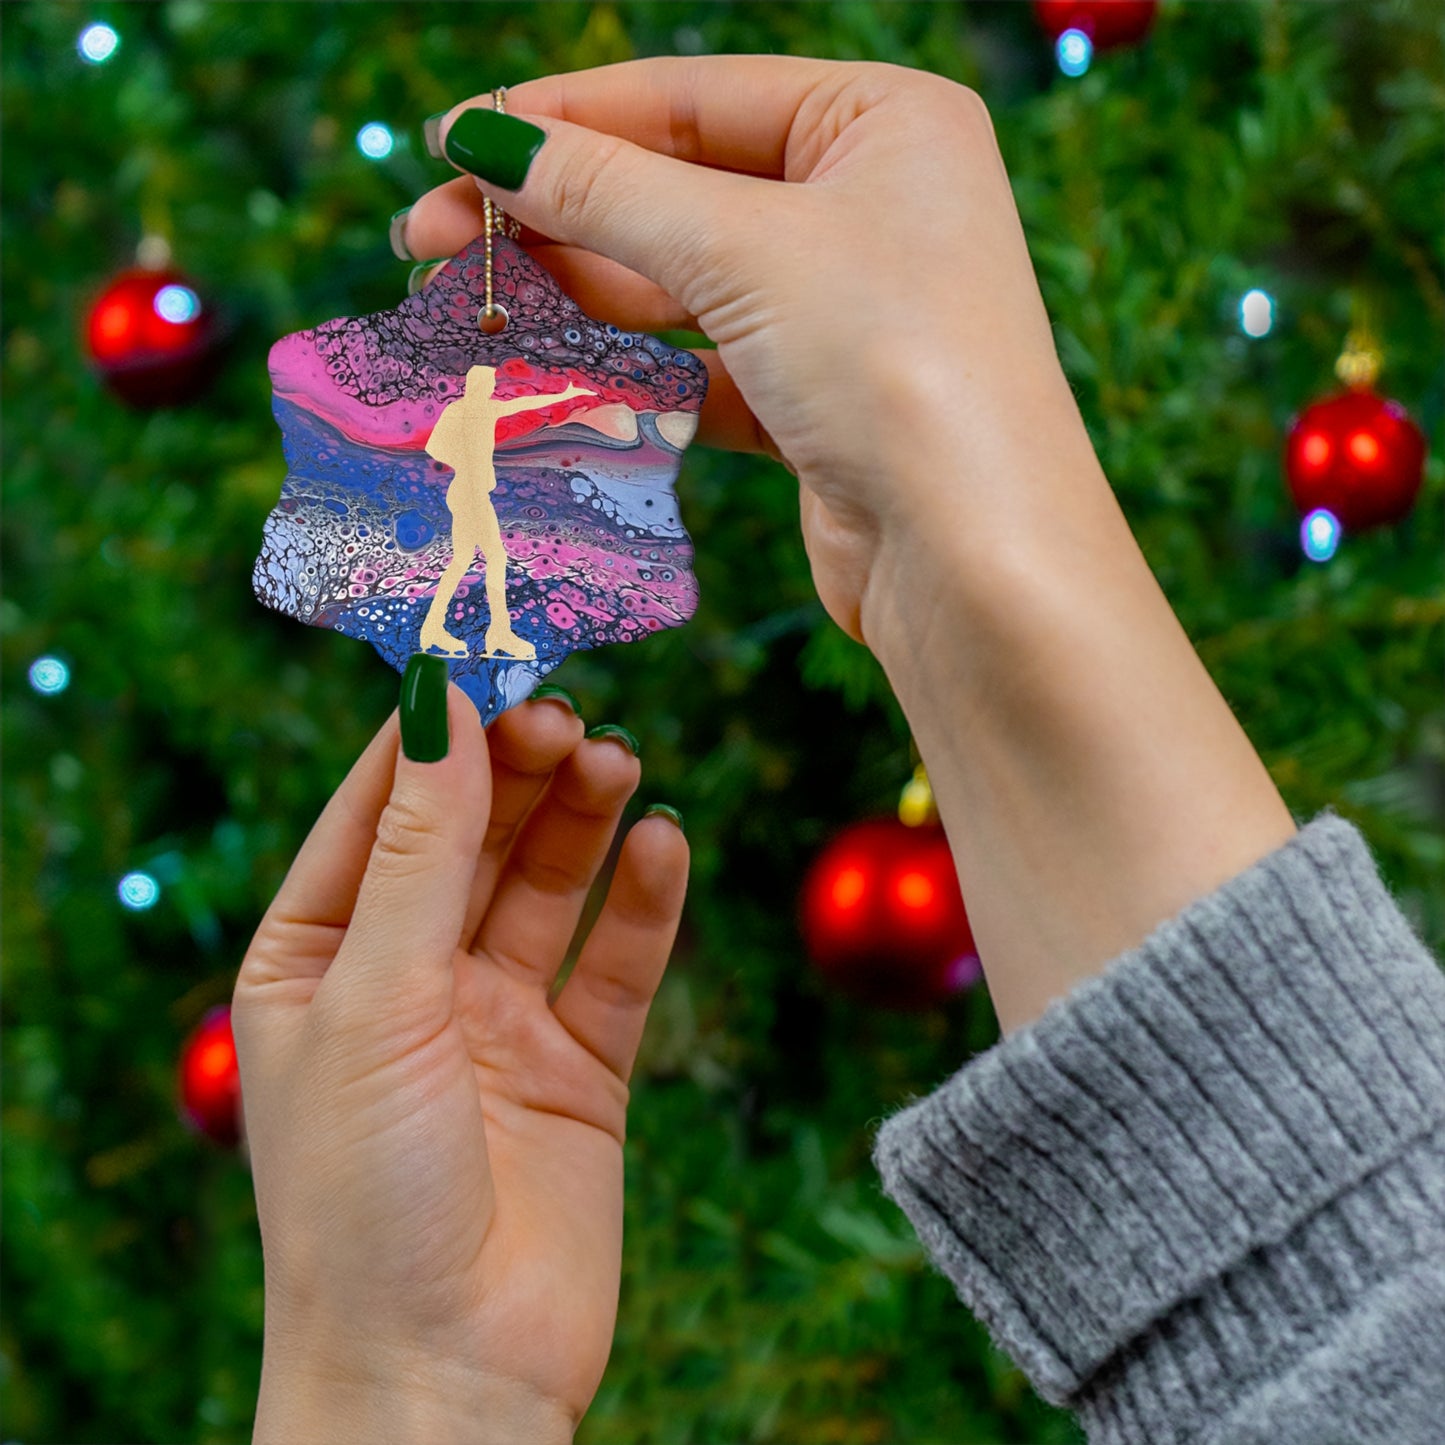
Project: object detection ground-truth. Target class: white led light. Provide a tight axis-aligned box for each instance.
[118,871,161,910]
[357,122,395,160]
[1240,288,1274,338]
[1057,28,1093,77]
[1301,508,1341,563]
[29,656,71,695]
[154,284,201,324]
[78,23,120,64]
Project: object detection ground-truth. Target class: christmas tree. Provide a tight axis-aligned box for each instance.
[3,3,1440,1442]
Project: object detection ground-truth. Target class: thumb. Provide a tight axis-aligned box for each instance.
[441,105,761,321]
[326,664,489,1024]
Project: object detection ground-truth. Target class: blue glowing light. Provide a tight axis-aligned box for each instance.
[356,122,395,160]
[1301,508,1341,563]
[1057,28,1093,77]
[154,284,201,324]
[28,656,71,695]
[118,871,161,910]
[1240,288,1274,338]
[78,22,120,64]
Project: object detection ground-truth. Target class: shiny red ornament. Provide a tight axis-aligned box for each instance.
[1033,0,1158,49]
[85,267,219,406]
[178,1005,242,1147]
[1284,389,1426,532]
[800,818,980,1011]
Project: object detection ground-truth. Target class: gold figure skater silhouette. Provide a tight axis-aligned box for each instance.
[419,365,595,660]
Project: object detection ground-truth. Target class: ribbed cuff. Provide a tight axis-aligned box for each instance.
[871,810,1445,1423]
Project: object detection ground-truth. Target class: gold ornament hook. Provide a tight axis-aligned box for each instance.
[898,764,938,828]
[1335,296,1382,390]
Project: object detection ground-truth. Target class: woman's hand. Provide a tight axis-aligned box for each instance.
[401,56,1092,643]
[403,57,1295,1034]
[233,690,687,1443]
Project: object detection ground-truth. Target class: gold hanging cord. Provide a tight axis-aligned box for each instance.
[480,86,522,331]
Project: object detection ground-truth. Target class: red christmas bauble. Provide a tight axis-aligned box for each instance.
[1033,0,1158,49]
[800,818,980,1011]
[1284,389,1426,532]
[85,267,219,407]
[178,1005,242,1147]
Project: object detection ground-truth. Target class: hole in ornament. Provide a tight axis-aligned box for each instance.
[478,303,509,335]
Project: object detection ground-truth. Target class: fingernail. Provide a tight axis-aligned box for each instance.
[400,654,449,762]
[530,683,581,716]
[644,803,684,834]
[407,258,448,296]
[389,206,413,262]
[422,111,446,160]
[585,723,639,756]
[443,107,546,191]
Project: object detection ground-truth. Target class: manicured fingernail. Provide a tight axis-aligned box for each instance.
[388,206,413,261]
[443,107,546,191]
[400,654,449,762]
[585,723,639,756]
[422,112,446,160]
[644,804,684,834]
[407,259,448,296]
[530,683,581,716]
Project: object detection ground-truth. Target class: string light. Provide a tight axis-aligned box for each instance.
[1057,28,1093,77]
[945,952,983,992]
[78,22,119,64]
[1301,508,1341,563]
[356,122,395,160]
[153,284,201,324]
[118,871,161,910]
[28,656,70,695]
[1240,289,1274,338]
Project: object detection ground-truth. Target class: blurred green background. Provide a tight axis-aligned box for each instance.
[3,2,1441,1442]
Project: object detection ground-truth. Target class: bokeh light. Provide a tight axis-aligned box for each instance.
[1301,508,1341,563]
[1300,431,1331,470]
[895,871,936,911]
[118,871,161,910]
[78,23,119,64]
[1348,430,1380,466]
[28,656,71,695]
[830,866,866,911]
[1057,28,1093,77]
[945,952,983,992]
[356,122,395,159]
[1240,288,1274,338]
[153,284,202,324]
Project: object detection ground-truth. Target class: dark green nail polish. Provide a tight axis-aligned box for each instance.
[585,723,639,756]
[388,207,413,262]
[400,654,449,762]
[531,683,581,716]
[443,107,546,191]
[422,112,446,160]
[407,259,448,296]
[644,803,684,834]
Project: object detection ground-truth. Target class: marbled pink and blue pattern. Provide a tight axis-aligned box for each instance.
[254,234,707,722]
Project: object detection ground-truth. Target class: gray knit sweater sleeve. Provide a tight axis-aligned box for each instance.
[871,810,1445,1444]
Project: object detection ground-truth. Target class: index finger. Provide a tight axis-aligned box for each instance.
[461,54,849,180]
[237,713,401,993]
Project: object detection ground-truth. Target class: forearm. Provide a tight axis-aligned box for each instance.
[859,388,1296,1034]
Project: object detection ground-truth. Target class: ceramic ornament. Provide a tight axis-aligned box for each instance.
[254,233,707,723]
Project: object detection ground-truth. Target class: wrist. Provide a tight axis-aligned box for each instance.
[254,1342,575,1445]
[857,372,1120,686]
[856,404,1294,1034]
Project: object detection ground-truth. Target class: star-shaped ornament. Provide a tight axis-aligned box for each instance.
[254,234,706,723]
